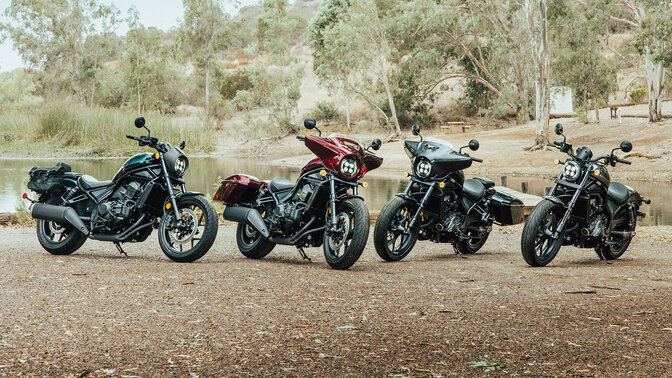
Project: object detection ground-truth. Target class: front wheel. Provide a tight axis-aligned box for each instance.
[521,199,565,267]
[323,198,369,270]
[373,196,419,262]
[158,195,218,262]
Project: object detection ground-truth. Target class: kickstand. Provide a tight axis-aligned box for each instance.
[453,244,467,259]
[297,247,313,263]
[114,242,128,257]
[597,249,612,265]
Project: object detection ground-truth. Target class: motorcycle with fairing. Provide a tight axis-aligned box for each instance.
[520,123,650,266]
[213,118,383,270]
[25,117,218,262]
[373,124,524,261]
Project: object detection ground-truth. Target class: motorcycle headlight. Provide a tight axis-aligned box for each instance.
[340,157,358,177]
[174,156,189,176]
[414,157,432,178]
[562,160,580,181]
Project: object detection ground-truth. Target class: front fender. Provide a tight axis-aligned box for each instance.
[162,192,204,208]
[337,194,364,202]
[543,195,566,207]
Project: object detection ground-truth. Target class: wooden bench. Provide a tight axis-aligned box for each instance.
[440,122,472,134]
[610,106,618,119]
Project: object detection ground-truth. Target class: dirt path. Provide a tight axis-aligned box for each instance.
[1,225,671,376]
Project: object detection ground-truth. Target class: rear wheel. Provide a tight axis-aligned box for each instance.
[373,197,419,262]
[236,223,275,259]
[455,228,490,255]
[596,206,636,260]
[36,198,87,255]
[521,199,564,267]
[323,198,369,270]
[159,195,218,262]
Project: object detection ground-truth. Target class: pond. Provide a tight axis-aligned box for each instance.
[0,157,668,225]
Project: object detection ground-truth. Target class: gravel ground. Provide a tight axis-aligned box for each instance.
[1,224,671,376]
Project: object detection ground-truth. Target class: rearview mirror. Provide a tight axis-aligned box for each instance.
[554,123,563,135]
[179,141,186,150]
[412,124,421,136]
[304,118,316,130]
[135,116,145,128]
[469,139,480,151]
[370,139,382,151]
[620,140,632,153]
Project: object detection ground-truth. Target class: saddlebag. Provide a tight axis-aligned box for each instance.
[490,191,525,225]
[213,174,265,205]
[27,162,72,195]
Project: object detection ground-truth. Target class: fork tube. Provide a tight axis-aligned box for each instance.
[548,170,563,196]
[554,170,590,237]
[160,155,181,219]
[402,181,413,195]
[329,176,338,229]
[408,183,434,229]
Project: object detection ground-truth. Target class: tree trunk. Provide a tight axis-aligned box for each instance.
[344,79,351,130]
[645,50,664,122]
[379,59,401,136]
[205,60,211,119]
[593,86,600,122]
[583,89,588,124]
[526,0,551,147]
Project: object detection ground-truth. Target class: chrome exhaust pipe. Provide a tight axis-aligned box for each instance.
[31,203,89,236]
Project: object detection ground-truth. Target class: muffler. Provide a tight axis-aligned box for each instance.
[31,204,89,236]
[222,206,270,238]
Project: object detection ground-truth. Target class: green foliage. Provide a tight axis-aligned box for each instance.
[257,0,307,61]
[0,69,41,106]
[629,88,648,103]
[633,9,672,68]
[216,68,254,100]
[313,101,341,122]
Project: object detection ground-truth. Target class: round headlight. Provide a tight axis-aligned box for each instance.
[415,157,432,178]
[340,157,358,177]
[174,156,188,176]
[562,160,580,181]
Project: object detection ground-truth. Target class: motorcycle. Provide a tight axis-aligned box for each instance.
[25,116,218,262]
[373,124,524,261]
[213,118,383,270]
[520,123,650,267]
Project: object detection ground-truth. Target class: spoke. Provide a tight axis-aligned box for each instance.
[179,244,183,252]
[58,233,65,242]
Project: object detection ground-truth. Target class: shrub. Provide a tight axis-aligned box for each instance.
[313,101,340,122]
[629,88,647,103]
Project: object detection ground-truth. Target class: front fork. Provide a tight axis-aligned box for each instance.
[551,171,590,239]
[407,181,435,229]
[159,154,183,221]
[326,173,360,233]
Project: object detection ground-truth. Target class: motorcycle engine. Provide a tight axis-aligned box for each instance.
[269,183,314,233]
[93,181,143,231]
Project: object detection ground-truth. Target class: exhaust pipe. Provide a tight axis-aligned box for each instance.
[222,206,270,238]
[31,204,89,236]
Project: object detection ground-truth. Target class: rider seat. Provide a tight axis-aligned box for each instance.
[473,177,495,189]
[462,179,485,201]
[79,175,113,190]
[269,177,294,192]
[607,182,630,204]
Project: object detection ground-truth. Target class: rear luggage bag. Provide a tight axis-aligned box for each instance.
[27,162,72,195]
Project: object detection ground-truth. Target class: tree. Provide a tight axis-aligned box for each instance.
[1,0,119,104]
[525,0,551,148]
[180,0,231,119]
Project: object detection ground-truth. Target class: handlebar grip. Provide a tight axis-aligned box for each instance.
[296,136,305,141]
[471,157,483,163]
[553,141,562,147]
[619,159,632,165]
[126,134,136,140]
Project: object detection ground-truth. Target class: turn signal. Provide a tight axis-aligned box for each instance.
[155,153,160,159]
[213,195,219,200]
[165,203,172,210]
[22,193,27,199]
[320,170,327,177]
[553,159,560,165]
[438,182,446,189]
[403,172,409,177]
[361,182,368,188]
[642,213,647,219]
[594,169,600,176]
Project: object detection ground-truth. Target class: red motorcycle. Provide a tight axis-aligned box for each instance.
[213,118,383,270]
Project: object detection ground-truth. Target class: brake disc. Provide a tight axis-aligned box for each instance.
[328,212,351,251]
[168,208,198,245]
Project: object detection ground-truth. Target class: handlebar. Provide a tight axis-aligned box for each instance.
[296,136,305,141]
[615,158,631,165]
[471,157,483,163]
[126,134,140,141]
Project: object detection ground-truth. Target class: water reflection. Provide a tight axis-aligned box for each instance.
[0,158,666,225]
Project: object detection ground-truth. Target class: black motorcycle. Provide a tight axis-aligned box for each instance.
[373,124,524,261]
[25,117,218,262]
[520,123,650,267]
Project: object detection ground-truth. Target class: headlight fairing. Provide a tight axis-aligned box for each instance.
[340,156,358,178]
[562,160,581,181]
[164,146,189,176]
[414,157,432,178]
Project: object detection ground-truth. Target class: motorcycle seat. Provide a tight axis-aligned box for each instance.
[79,175,113,190]
[607,182,630,204]
[473,177,495,189]
[269,177,294,192]
[462,179,485,201]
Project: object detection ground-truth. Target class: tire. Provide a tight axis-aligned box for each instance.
[521,199,565,267]
[323,198,369,270]
[36,218,87,255]
[236,223,275,259]
[373,196,419,262]
[35,197,87,256]
[158,195,218,262]
[596,206,636,260]
[455,229,490,255]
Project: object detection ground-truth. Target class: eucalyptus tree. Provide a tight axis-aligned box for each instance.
[525,0,552,148]
[1,0,119,104]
